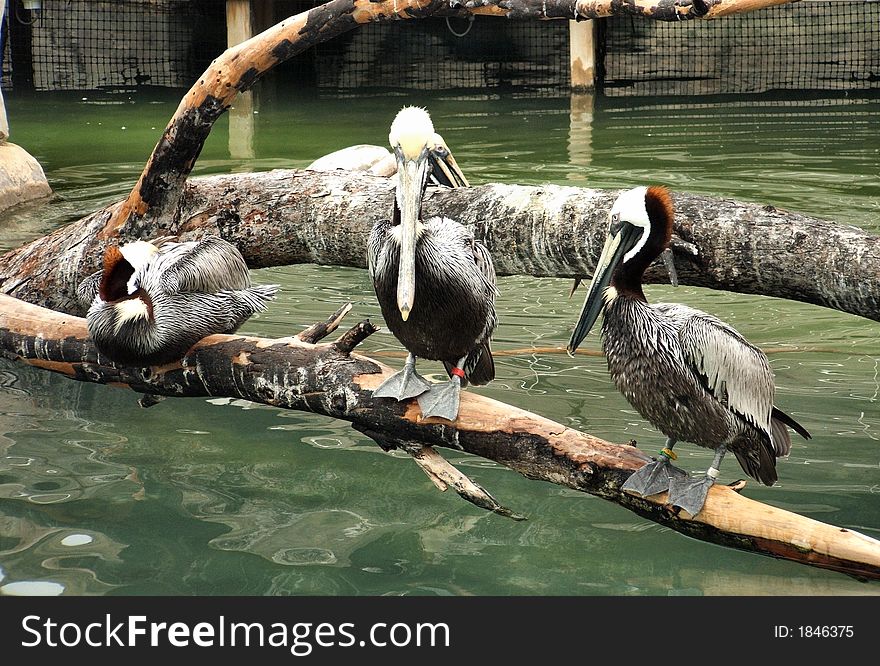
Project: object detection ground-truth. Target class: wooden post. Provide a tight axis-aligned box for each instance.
[226,0,258,46]
[226,0,258,159]
[569,19,596,91]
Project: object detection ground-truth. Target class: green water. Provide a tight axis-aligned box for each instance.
[0,86,878,596]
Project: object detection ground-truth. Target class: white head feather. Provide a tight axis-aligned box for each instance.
[118,240,158,295]
[113,298,150,331]
[389,106,435,161]
[610,186,651,263]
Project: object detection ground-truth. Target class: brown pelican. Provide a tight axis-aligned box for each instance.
[368,106,496,421]
[567,185,810,516]
[427,132,469,189]
[77,235,278,366]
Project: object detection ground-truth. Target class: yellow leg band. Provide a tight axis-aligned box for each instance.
[659,447,678,461]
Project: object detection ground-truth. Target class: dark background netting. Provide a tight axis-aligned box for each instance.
[2,0,224,91]
[1,1,878,96]
[248,1,570,94]
[601,1,880,96]
[311,16,569,95]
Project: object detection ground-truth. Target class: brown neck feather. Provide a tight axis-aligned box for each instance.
[99,246,135,302]
[611,186,674,302]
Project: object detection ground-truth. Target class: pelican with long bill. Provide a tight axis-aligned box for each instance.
[368,106,497,421]
[567,186,810,516]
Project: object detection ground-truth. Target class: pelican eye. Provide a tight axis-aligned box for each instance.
[610,213,622,234]
[433,145,449,158]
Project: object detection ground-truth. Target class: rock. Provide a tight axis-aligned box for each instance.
[0,142,52,213]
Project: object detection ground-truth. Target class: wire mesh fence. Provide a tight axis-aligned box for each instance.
[312,16,570,96]
[1,1,878,96]
[3,0,224,92]
[601,0,880,97]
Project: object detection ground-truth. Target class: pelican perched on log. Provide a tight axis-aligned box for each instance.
[368,106,497,421]
[567,186,810,516]
[77,235,278,366]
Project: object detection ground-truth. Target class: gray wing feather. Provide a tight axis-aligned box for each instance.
[367,220,390,282]
[76,271,102,313]
[472,238,498,339]
[154,236,252,294]
[657,303,775,436]
[472,240,496,293]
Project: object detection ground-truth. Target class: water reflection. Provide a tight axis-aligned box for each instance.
[0,89,878,595]
[567,93,594,173]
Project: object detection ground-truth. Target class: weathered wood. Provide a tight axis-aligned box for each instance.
[572,0,797,20]
[371,439,527,520]
[2,170,876,324]
[1,293,878,581]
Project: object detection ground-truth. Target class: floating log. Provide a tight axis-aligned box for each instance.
[1,169,877,324]
[0,293,878,581]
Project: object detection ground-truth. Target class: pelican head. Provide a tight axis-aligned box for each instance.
[428,133,469,188]
[389,106,435,321]
[97,240,159,328]
[567,185,673,353]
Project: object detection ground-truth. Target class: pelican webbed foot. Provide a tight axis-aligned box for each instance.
[621,457,690,497]
[417,376,462,422]
[667,475,715,517]
[621,440,689,497]
[373,354,432,401]
[666,445,727,517]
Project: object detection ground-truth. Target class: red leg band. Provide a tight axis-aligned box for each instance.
[450,367,466,379]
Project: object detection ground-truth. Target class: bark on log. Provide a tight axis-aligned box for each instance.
[2,169,877,323]
[1,293,878,581]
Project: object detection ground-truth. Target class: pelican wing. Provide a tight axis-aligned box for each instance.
[76,270,102,310]
[657,303,775,435]
[156,236,252,294]
[473,238,498,346]
[450,237,497,387]
[472,240,497,294]
[366,219,392,282]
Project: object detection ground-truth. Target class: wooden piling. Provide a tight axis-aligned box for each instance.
[569,19,597,91]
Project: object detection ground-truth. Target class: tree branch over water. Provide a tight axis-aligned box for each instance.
[2,169,877,323]
[1,294,878,581]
